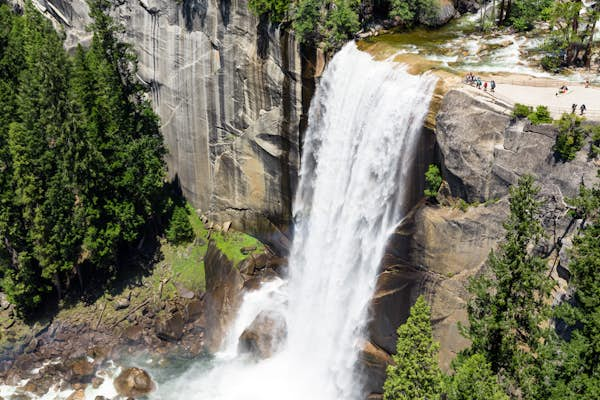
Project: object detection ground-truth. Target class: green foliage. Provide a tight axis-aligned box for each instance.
[553,113,586,162]
[248,0,291,23]
[424,164,442,199]
[383,295,443,400]
[551,178,600,399]
[166,206,194,245]
[288,0,362,47]
[513,103,533,118]
[0,1,166,314]
[389,0,440,28]
[588,125,600,158]
[445,354,508,400]
[527,105,553,125]
[462,175,553,398]
[291,0,322,44]
[324,0,360,49]
[499,0,553,31]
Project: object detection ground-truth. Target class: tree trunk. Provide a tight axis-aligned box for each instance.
[54,272,62,301]
[583,17,597,68]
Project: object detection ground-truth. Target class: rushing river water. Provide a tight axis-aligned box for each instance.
[0,42,436,399]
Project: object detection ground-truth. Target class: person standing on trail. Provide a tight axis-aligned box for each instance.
[572,104,578,114]
[580,104,586,115]
[483,81,488,91]
[491,80,496,92]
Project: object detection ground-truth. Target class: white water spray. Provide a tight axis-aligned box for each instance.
[0,41,436,400]
[152,42,437,400]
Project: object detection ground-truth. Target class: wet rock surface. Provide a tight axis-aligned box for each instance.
[238,311,287,359]
[113,367,155,398]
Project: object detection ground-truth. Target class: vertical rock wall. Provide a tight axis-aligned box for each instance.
[37,0,304,253]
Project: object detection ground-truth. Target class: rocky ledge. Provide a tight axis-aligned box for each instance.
[361,87,599,397]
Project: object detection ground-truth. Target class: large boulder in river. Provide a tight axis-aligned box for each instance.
[114,367,155,398]
[238,311,287,359]
[420,0,457,27]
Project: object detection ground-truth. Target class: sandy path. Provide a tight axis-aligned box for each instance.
[461,76,600,119]
[494,83,600,119]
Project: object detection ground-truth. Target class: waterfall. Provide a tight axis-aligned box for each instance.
[154,42,437,400]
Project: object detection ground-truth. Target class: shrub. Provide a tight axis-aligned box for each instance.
[291,0,322,44]
[527,105,552,124]
[324,0,360,49]
[389,0,440,28]
[424,164,442,199]
[553,113,585,162]
[513,103,533,118]
[588,125,600,158]
[248,0,291,23]
[166,206,195,245]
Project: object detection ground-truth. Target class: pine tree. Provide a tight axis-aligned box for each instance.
[462,175,553,398]
[383,295,442,400]
[444,354,508,400]
[68,0,165,269]
[166,206,194,245]
[1,2,73,310]
[550,175,600,399]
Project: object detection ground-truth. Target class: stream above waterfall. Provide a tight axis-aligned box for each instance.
[359,12,599,83]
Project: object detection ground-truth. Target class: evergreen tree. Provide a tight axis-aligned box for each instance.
[462,175,553,399]
[166,206,194,245]
[68,0,165,269]
[550,175,600,399]
[1,1,72,310]
[444,354,508,400]
[383,295,442,400]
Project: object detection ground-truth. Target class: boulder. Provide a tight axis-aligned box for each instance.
[0,293,10,310]
[420,0,457,27]
[113,367,155,398]
[184,298,204,322]
[124,325,143,343]
[238,311,287,359]
[113,298,130,311]
[155,313,184,342]
[66,357,95,382]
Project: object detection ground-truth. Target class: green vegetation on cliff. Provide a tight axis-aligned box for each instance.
[385,174,600,399]
[424,164,442,199]
[383,295,443,400]
[0,0,166,314]
[462,175,553,399]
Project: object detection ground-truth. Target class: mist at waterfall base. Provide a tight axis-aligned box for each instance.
[148,42,437,400]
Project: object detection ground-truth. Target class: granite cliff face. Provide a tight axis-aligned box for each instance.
[36,0,305,253]
[362,87,599,396]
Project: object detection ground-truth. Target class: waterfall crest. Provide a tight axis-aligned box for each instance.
[155,42,437,400]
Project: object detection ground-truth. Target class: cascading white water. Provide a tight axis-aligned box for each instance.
[0,40,436,400]
[154,41,437,400]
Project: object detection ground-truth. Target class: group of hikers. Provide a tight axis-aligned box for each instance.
[572,103,587,115]
[465,72,496,92]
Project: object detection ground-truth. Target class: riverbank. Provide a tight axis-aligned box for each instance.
[0,206,280,399]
